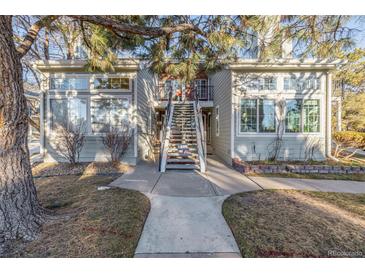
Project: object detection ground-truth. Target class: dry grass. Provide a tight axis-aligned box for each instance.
[248,172,365,181]
[4,174,150,257]
[223,190,365,258]
[32,162,128,177]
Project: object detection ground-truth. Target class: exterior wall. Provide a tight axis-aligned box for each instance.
[232,70,328,161]
[136,67,158,160]
[43,71,138,165]
[209,70,232,164]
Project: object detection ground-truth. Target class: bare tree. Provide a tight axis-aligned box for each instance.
[102,123,132,162]
[56,123,86,165]
[268,99,285,161]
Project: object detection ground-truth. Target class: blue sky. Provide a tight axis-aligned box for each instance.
[347,16,365,48]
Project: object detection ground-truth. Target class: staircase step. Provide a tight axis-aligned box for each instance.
[166,164,198,170]
[167,158,197,164]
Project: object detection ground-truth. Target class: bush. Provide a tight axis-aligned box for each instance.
[56,123,86,165]
[102,123,132,162]
[333,131,365,149]
[333,131,365,158]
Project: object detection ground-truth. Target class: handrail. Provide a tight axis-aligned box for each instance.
[193,88,207,173]
[158,86,174,172]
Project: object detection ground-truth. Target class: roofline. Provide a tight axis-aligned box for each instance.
[228,58,342,71]
[34,59,140,72]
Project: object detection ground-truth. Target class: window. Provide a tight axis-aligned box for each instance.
[284,76,320,91]
[258,99,276,132]
[194,79,209,100]
[246,76,277,91]
[50,98,87,131]
[285,99,302,133]
[240,99,257,132]
[94,77,130,90]
[285,99,320,133]
[50,78,89,90]
[215,106,219,136]
[240,99,276,133]
[91,98,130,133]
[303,99,320,132]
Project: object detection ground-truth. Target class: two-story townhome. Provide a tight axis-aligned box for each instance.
[35,58,336,172]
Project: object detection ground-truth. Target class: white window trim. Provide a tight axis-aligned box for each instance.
[49,74,91,92]
[47,93,132,137]
[236,96,323,138]
[284,97,323,137]
[215,105,220,137]
[90,74,133,93]
[237,98,277,136]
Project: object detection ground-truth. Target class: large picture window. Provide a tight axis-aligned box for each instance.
[50,78,89,90]
[94,77,130,90]
[50,98,87,131]
[240,99,276,133]
[91,98,130,133]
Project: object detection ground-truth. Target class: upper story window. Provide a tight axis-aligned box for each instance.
[94,77,130,90]
[50,78,89,90]
[246,76,277,91]
[284,76,320,91]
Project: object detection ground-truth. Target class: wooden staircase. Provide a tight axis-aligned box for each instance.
[166,103,200,170]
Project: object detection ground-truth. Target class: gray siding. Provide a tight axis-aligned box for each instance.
[136,68,158,160]
[209,70,232,164]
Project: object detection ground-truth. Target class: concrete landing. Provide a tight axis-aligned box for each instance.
[134,194,240,257]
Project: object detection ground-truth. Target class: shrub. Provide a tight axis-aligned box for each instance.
[56,123,86,165]
[102,123,132,162]
[333,131,365,158]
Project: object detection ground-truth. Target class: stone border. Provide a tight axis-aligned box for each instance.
[232,158,365,175]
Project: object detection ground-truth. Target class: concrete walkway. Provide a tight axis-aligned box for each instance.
[248,176,365,193]
[110,156,365,258]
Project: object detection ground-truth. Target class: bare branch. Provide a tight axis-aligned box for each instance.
[16,15,59,58]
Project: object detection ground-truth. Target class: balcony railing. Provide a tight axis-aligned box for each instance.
[154,84,214,101]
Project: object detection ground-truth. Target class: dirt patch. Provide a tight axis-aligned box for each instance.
[223,190,365,258]
[3,174,150,257]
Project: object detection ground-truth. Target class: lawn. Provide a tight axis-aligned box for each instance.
[248,172,365,181]
[4,172,150,257]
[223,190,365,258]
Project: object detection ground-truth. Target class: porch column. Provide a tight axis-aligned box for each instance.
[326,72,332,157]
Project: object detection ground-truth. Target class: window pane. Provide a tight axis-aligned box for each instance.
[50,99,67,130]
[240,99,257,132]
[304,99,320,132]
[94,77,130,90]
[91,99,110,133]
[91,98,130,133]
[50,98,87,131]
[259,100,276,132]
[110,98,129,129]
[68,98,87,130]
[50,78,88,90]
[285,99,302,133]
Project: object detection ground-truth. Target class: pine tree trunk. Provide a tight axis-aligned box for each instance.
[0,16,44,246]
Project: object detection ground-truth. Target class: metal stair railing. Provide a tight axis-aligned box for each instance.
[193,88,207,173]
[158,87,174,172]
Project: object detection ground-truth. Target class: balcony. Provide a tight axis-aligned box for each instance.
[154,84,214,103]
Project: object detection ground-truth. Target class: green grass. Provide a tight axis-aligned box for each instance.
[223,190,365,258]
[5,174,150,257]
[248,172,365,181]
